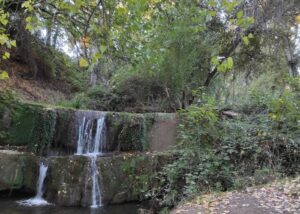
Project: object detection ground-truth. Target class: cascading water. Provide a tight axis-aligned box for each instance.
[76,115,106,155]
[90,155,102,208]
[17,162,50,206]
[75,112,106,208]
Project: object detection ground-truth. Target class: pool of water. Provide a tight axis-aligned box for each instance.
[0,199,140,214]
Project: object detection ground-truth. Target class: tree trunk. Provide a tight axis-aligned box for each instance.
[284,35,299,77]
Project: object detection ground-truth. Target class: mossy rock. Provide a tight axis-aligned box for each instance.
[46,156,89,206]
[105,112,146,152]
[46,108,77,156]
[0,151,38,192]
[42,153,173,207]
[0,91,177,154]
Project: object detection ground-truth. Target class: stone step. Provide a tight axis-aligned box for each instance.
[0,102,178,155]
[0,150,172,207]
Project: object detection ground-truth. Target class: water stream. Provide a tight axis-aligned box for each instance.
[17,162,50,206]
[2,199,139,214]
[16,112,107,208]
[76,113,106,208]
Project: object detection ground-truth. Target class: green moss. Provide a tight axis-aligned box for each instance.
[105,112,176,152]
[120,155,156,198]
[142,114,155,150]
[105,112,147,151]
[8,104,40,145]
[0,153,37,191]
[0,92,57,154]
[0,91,17,143]
[10,155,37,188]
[27,109,57,154]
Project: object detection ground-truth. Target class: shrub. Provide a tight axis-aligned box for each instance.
[149,89,300,210]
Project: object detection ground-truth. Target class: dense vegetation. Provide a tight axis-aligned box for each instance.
[0,0,299,212]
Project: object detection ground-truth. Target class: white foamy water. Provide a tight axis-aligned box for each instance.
[17,163,51,207]
[90,154,102,208]
[76,113,106,208]
[17,197,51,207]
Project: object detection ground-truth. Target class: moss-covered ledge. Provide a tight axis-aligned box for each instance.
[0,95,178,155]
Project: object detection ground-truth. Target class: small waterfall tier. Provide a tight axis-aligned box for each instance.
[75,112,106,208]
[17,162,51,206]
[76,112,107,155]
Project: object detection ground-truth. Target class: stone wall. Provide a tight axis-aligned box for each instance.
[0,151,172,206]
[0,100,178,155]
[0,150,37,193]
[0,98,177,206]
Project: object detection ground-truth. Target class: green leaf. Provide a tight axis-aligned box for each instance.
[248,33,254,39]
[0,18,8,26]
[217,63,226,72]
[209,11,217,17]
[217,57,234,72]
[93,52,102,62]
[11,40,17,47]
[25,24,33,31]
[100,45,107,54]
[22,1,31,8]
[79,58,89,67]
[211,56,219,66]
[242,36,249,45]
[2,51,10,59]
[25,16,32,23]
[237,11,243,19]
[0,34,9,45]
[22,1,34,11]
[227,57,233,69]
[247,17,255,24]
[208,0,217,7]
[0,71,9,80]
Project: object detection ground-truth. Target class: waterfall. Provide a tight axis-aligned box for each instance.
[17,162,51,206]
[76,112,106,208]
[35,163,48,199]
[90,155,102,208]
[76,113,106,155]
[93,116,105,154]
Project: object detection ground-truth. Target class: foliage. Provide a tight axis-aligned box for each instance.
[149,87,300,210]
[0,7,16,79]
[59,92,89,109]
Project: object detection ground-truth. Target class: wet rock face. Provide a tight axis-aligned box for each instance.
[46,156,89,206]
[48,109,77,156]
[43,153,171,207]
[105,113,145,152]
[0,150,38,193]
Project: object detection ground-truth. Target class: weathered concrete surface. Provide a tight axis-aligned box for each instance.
[0,150,38,193]
[0,151,172,207]
[0,101,178,154]
[147,113,178,152]
[45,153,172,207]
[105,112,178,153]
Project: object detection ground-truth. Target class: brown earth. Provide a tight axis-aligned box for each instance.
[0,60,71,104]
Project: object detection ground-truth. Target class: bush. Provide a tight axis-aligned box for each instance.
[149,89,300,210]
[59,93,89,109]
